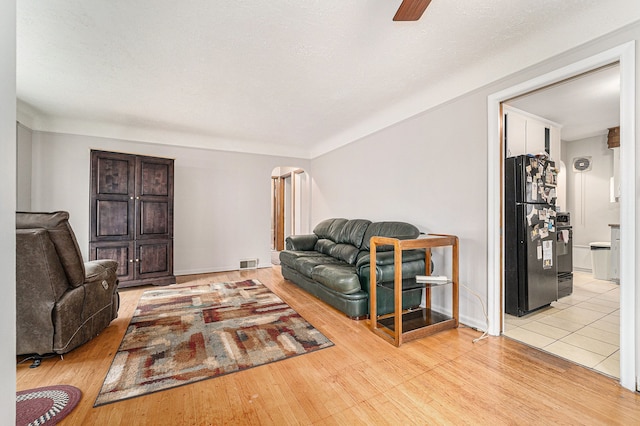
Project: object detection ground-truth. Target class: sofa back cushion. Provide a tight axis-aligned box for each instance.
[313,218,372,265]
[337,219,371,247]
[360,221,420,252]
[313,218,346,258]
[313,218,345,239]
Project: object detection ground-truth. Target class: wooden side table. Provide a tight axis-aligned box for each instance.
[369,234,459,346]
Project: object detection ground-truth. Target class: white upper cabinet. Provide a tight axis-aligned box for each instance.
[505,110,527,157]
[525,119,546,155]
[504,106,562,160]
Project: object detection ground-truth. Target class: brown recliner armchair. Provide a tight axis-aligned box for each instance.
[16,211,119,356]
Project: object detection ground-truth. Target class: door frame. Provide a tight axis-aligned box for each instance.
[271,175,286,251]
[487,41,636,391]
[271,168,305,252]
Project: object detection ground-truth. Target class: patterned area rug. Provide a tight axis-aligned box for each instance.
[16,385,82,425]
[95,279,333,406]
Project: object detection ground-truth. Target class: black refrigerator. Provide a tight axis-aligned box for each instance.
[505,155,558,317]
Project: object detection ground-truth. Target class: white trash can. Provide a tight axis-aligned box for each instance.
[590,242,611,280]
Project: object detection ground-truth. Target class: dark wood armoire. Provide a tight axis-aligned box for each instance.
[89,150,176,288]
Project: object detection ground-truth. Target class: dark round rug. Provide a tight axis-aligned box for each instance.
[16,385,82,426]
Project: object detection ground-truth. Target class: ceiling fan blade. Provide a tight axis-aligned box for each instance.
[393,0,433,21]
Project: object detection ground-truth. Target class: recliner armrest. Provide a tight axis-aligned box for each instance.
[84,259,118,283]
[285,234,318,251]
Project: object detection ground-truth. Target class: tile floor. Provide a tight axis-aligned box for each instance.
[504,271,620,378]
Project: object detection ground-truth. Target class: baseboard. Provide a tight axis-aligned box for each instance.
[420,299,487,334]
[175,264,272,276]
[459,314,488,333]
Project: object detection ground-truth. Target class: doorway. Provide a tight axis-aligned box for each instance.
[487,42,636,391]
[271,167,307,264]
[501,65,621,378]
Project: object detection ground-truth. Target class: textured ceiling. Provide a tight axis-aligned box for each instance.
[507,64,620,141]
[16,1,640,158]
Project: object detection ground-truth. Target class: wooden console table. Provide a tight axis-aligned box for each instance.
[369,234,459,346]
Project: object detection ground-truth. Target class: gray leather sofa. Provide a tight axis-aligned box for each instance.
[16,211,120,356]
[279,218,426,319]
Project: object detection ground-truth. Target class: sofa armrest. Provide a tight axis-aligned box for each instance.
[358,258,427,289]
[356,249,425,268]
[285,234,318,251]
[357,248,433,289]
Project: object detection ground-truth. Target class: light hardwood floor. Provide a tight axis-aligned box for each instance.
[17,267,640,425]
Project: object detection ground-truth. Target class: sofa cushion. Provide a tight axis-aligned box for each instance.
[313,218,346,239]
[294,255,344,278]
[316,219,371,264]
[313,218,344,258]
[315,238,362,265]
[279,250,321,268]
[360,221,420,251]
[329,244,360,265]
[327,218,348,241]
[315,238,337,256]
[337,219,371,247]
[311,264,361,294]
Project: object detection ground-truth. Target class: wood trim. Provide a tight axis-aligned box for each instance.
[271,168,305,251]
[499,102,505,332]
[271,177,277,250]
[607,126,620,148]
[275,177,285,251]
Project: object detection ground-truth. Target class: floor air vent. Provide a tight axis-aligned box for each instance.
[239,258,258,270]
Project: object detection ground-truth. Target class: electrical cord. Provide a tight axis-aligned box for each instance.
[459,282,490,343]
[17,353,59,368]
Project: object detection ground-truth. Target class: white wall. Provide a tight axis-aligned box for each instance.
[309,22,640,335]
[563,134,621,270]
[1,0,16,420]
[27,131,310,274]
[310,95,489,330]
[294,171,308,234]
